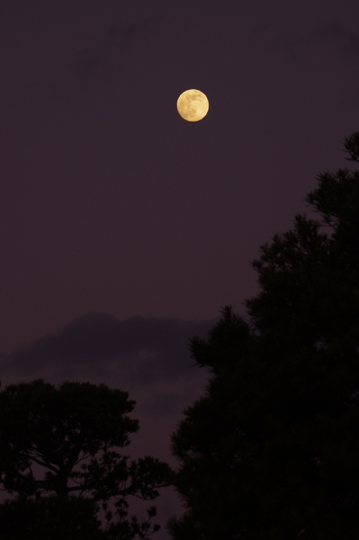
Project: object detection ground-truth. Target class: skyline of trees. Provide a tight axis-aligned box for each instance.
[1,132,359,538]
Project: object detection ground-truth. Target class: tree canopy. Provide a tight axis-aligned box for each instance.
[0,379,173,539]
[168,132,359,540]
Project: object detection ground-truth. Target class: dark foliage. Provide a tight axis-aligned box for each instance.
[0,380,173,539]
[168,132,359,540]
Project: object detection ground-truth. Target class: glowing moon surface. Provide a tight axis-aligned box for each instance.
[177,89,209,122]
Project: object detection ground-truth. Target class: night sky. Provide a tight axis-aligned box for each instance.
[1,0,359,535]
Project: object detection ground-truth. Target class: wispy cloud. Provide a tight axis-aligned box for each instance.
[0,311,216,388]
[73,16,160,84]
[309,19,359,60]
[273,19,359,61]
[263,19,359,68]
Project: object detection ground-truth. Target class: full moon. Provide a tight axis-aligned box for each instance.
[177,89,209,122]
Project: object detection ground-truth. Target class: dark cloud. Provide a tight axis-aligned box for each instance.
[74,16,159,83]
[307,20,359,63]
[0,311,217,387]
[270,35,303,66]
[311,19,348,42]
[266,19,359,68]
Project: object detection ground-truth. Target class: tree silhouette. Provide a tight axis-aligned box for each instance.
[0,379,173,539]
[168,132,359,539]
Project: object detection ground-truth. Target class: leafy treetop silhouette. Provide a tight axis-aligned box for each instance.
[0,379,173,540]
[168,132,359,540]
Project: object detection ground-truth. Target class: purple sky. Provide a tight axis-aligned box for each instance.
[1,0,359,535]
